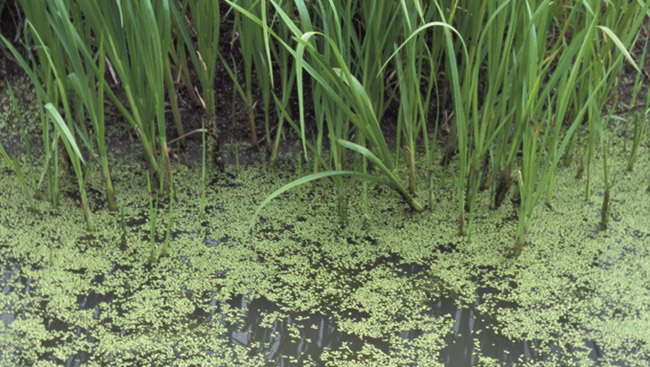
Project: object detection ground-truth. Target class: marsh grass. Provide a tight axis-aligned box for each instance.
[44,1,118,210]
[0,82,38,211]
[145,171,175,261]
[170,0,220,133]
[162,182,175,257]
[147,174,159,262]
[200,119,207,221]
[235,0,647,246]
[19,11,96,230]
[3,0,650,256]
[627,111,648,172]
[626,62,650,173]
[76,0,173,188]
[227,0,435,222]
[2,26,60,207]
[597,114,620,231]
[231,0,272,146]
[45,103,94,230]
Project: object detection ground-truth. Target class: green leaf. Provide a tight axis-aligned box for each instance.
[249,170,389,231]
[44,103,85,165]
[597,26,641,73]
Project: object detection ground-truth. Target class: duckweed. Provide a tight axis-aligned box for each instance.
[1,105,649,366]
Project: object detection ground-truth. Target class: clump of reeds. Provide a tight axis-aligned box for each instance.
[2,0,648,258]
[240,0,647,252]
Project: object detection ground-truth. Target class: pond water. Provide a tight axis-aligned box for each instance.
[1,135,649,366]
[1,254,603,367]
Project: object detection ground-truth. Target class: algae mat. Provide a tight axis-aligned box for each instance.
[1,133,649,366]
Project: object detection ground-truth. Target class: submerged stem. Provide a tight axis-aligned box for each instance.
[600,190,612,230]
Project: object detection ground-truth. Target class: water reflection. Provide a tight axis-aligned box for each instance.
[216,262,544,367]
[1,263,16,328]
[225,294,364,366]
[1,261,34,328]
[434,296,541,366]
[1,255,603,366]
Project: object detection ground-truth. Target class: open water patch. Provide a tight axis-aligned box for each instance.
[220,294,366,366]
[1,253,566,367]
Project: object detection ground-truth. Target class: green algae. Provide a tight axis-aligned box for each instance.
[1,81,650,366]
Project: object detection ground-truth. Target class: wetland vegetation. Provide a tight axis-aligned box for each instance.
[1,0,650,366]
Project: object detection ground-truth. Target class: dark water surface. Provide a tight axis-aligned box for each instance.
[1,254,602,367]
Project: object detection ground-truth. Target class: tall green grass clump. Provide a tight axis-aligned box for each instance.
[45,0,118,211]
[77,0,174,188]
[236,0,648,252]
[2,0,648,256]
[170,0,220,147]
[0,82,38,212]
[2,2,66,209]
[2,5,97,228]
[233,0,462,228]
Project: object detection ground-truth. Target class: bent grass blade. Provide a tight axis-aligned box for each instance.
[249,170,392,232]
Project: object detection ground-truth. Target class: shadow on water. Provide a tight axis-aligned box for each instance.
[189,256,601,366]
[378,261,541,366]
[439,294,604,366]
[1,261,35,328]
[432,292,540,366]
[220,294,366,366]
[41,279,111,367]
[366,260,600,366]
[2,253,603,366]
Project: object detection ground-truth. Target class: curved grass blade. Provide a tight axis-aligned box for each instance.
[0,144,37,211]
[249,170,391,231]
[44,104,85,165]
[597,26,640,73]
[337,139,424,212]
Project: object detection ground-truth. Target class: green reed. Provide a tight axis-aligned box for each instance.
[17,0,66,106]
[228,0,435,221]
[3,0,649,257]
[626,54,650,174]
[200,119,207,221]
[232,0,269,145]
[170,0,220,136]
[46,0,118,210]
[2,11,61,207]
[168,3,199,130]
[45,103,94,230]
[189,0,220,123]
[147,174,158,262]
[629,39,649,110]
[303,0,354,221]
[76,0,173,188]
[228,0,649,244]
[26,16,95,230]
[0,82,38,211]
[268,0,297,165]
[627,111,647,173]
[162,182,175,258]
[597,114,618,231]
